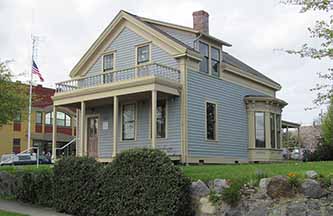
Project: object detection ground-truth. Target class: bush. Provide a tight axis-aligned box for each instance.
[308,144,333,161]
[96,148,192,216]
[53,156,101,216]
[221,181,241,206]
[287,172,301,191]
[15,169,54,207]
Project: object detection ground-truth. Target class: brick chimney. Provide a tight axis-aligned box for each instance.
[192,10,209,34]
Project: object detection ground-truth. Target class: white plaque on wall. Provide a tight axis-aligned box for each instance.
[102,121,108,130]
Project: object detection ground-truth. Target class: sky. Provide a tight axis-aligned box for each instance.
[0,0,331,125]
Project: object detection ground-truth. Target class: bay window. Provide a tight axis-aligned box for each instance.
[122,104,136,140]
[45,112,71,127]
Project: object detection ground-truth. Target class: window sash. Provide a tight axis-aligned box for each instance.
[255,112,265,148]
[211,47,220,76]
[45,113,52,125]
[206,102,217,140]
[199,42,209,73]
[13,138,20,147]
[122,104,136,140]
[36,112,43,124]
[103,54,114,72]
[137,45,150,64]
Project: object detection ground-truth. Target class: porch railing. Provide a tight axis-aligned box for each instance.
[56,63,180,93]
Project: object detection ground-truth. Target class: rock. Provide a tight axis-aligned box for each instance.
[199,197,216,215]
[213,179,229,193]
[286,201,307,216]
[305,170,318,179]
[301,179,323,199]
[267,176,294,199]
[0,172,16,196]
[259,178,271,193]
[191,180,210,199]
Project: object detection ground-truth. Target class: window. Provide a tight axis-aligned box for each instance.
[270,113,276,148]
[156,100,166,138]
[211,47,220,77]
[36,112,42,124]
[276,114,281,149]
[137,45,150,65]
[103,53,114,72]
[122,104,136,140]
[14,113,21,122]
[255,112,265,148]
[45,112,71,127]
[13,138,20,154]
[199,41,209,73]
[206,102,217,140]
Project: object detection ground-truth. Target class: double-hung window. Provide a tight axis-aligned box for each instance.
[103,53,114,72]
[199,42,209,73]
[137,45,150,65]
[255,112,265,148]
[206,102,217,140]
[122,104,136,140]
[211,47,220,77]
[156,100,166,138]
[36,112,42,124]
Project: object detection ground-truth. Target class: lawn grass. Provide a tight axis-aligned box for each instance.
[0,165,52,174]
[181,161,333,182]
[0,210,28,216]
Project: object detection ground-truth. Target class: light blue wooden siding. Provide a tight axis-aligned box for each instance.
[152,25,196,48]
[90,96,181,159]
[85,27,178,77]
[187,70,266,160]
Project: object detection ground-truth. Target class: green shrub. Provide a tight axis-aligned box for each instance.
[53,156,101,216]
[15,169,54,207]
[255,169,268,181]
[209,190,222,205]
[221,181,241,206]
[287,172,301,191]
[96,148,192,216]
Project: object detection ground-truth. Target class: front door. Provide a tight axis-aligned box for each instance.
[87,116,98,158]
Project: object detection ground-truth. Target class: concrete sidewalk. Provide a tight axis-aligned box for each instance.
[0,199,70,216]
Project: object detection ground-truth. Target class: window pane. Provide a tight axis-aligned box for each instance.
[156,100,166,138]
[199,42,209,73]
[103,54,114,71]
[65,114,71,127]
[271,113,276,148]
[211,47,220,60]
[255,112,265,148]
[206,102,216,140]
[36,112,42,124]
[57,112,65,127]
[45,112,52,125]
[137,45,150,64]
[211,47,220,76]
[122,104,135,140]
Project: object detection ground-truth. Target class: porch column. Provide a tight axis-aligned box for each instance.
[51,106,57,161]
[151,90,157,149]
[265,112,271,149]
[75,109,80,156]
[113,96,118,157]
[80,101,86,156]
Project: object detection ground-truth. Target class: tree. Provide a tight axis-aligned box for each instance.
[282,0,333,106]
[321,97,333,144]
[0,60,28,126]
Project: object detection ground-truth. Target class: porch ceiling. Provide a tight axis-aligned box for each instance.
[53,76,182,106]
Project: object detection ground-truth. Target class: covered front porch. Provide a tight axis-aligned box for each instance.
[51,78,183,162]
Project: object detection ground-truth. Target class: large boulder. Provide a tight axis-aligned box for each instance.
[267,176,293,199]
[0,172,16,197]
[191,180,210,199]
[301,179,323,198]
[199,197,216,215]
[305,170,318,179]
[213,179,229,193]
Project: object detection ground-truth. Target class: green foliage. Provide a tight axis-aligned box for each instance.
[0,210,28,216]
[15,169,54,207]
[255,169,268,180]
[281,0,333,105]
[208,190,222,205]
[96,148,192,216]
[308,143,333,161]
[321,98,333,145]
[287,172,302,191]
[318,173,332,188]
[0,60,28,126]
[221,181,241,206]
[53,156,101,216]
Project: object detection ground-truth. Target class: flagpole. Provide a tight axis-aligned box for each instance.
[27,36,36,151]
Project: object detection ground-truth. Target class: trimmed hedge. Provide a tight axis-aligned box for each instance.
[53,156,101,216]
[96,148,192,216]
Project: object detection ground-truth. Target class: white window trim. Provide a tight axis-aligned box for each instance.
[120,102,138,142]
[135,42,152,66]
[198,40,222,77]
[148,99,168,140]
[101,50,116,73]
[205,100,218,142]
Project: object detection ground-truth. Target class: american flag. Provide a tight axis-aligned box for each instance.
[32,60,44,82]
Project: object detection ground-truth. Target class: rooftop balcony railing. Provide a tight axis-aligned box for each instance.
[56,63,180,93]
